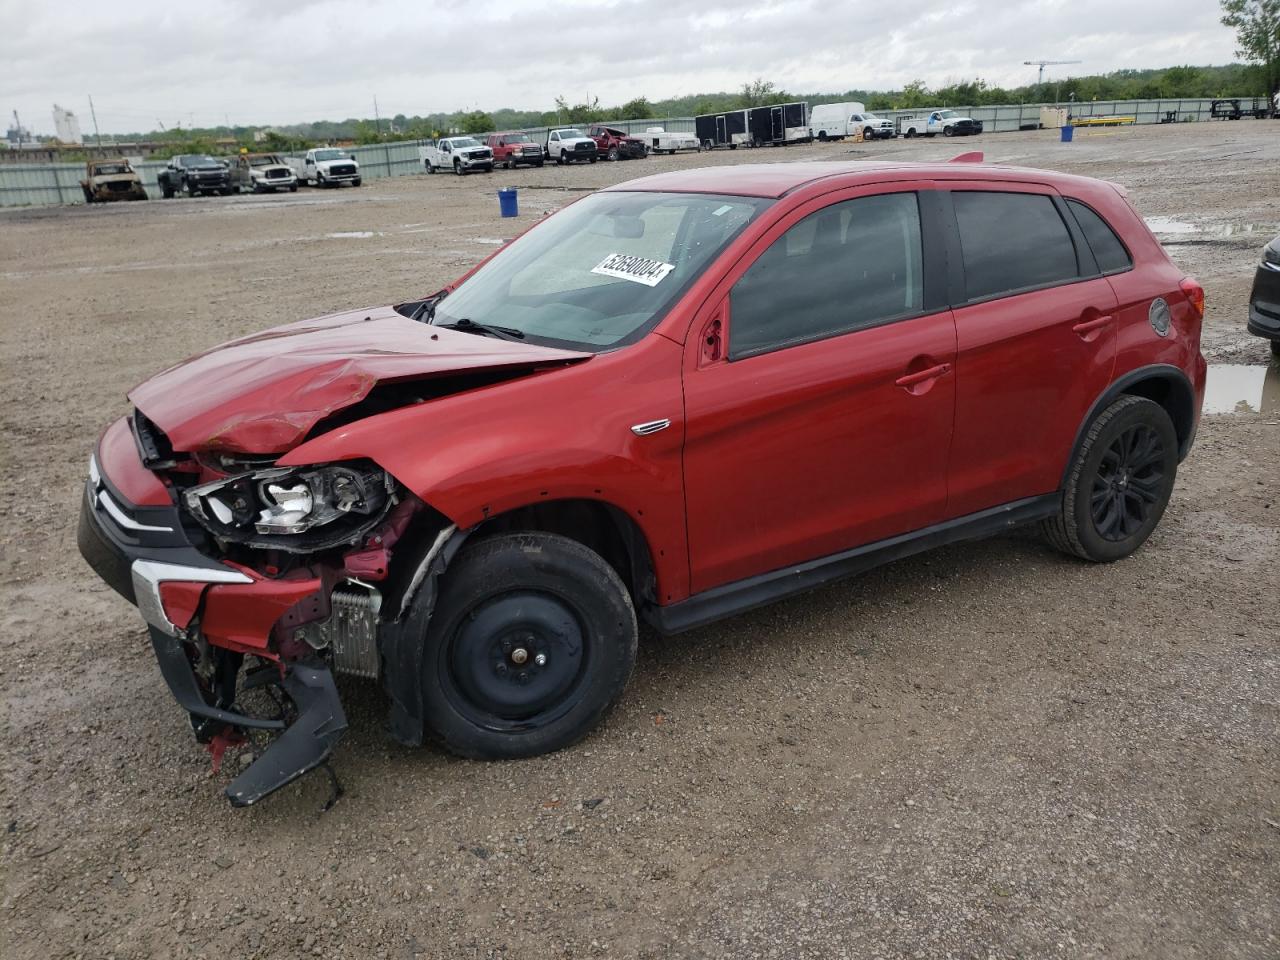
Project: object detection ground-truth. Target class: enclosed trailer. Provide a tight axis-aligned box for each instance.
[694,110,750,150]
[747,102,811,146]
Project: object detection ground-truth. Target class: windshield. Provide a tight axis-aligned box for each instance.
[249,155,283,166]
[180,155,218,167]
[95,163,130,174]
[507,134,533,143]
[938,110,959,119]
[864,113,883,120]
[432,191,769,351]
[556,129,586,139]
[449,138,482,148]
[313,149,346,161]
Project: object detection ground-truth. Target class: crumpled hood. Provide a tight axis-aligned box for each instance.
[129,305,590,454]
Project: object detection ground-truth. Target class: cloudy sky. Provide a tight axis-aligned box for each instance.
[6,0,1240,134]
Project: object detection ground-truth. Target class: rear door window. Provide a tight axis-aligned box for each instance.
[953,191,1079,301]
[1066,199,1133,274]
[729,192,924,359]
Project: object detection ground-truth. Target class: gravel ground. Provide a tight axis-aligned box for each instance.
[1,121,1277,960]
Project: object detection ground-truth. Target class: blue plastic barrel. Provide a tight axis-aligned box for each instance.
[1060,124,1074,143]
[498,188,518,218]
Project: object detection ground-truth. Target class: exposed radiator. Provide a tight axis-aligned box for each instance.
[310,585,381,680]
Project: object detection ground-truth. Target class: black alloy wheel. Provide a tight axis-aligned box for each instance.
[1089,423,1167,541]
[1043,395,1177,562]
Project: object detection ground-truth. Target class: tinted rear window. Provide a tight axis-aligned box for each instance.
[953,191,1079,301]
[1067,199,1133,274]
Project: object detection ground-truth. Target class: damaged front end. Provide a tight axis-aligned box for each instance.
[78,412,458,808]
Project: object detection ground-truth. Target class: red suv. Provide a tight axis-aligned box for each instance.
[79,159,1206,806]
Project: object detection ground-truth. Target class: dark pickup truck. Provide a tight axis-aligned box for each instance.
[157,154,232,198]
[586,125,647,160]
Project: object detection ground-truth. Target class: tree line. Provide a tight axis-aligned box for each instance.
[69,60,1273,153]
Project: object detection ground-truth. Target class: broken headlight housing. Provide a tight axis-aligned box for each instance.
[184,461,395,553]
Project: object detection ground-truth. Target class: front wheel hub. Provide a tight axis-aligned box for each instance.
[448,592,585,722]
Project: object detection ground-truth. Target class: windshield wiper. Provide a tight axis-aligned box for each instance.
[435,318,526,340]
[410,292,445,323]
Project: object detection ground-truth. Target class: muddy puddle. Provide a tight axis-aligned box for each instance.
[1145,216,1272,245]
[1204,363,1280,414]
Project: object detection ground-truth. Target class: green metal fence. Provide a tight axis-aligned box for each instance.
[0,99,1263,208]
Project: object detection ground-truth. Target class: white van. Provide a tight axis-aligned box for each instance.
[810,102,864,140]
[810,102,896,141]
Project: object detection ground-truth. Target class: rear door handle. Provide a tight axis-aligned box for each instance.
[1072,315,1113,334]
[895,363,952,388]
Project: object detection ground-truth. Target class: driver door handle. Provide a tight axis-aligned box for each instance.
[895,363,952,388]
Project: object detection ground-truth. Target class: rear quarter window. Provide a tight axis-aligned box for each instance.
[953,191,1079,301]
[1066,199,1133,274]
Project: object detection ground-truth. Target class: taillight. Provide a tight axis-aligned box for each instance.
[1179,277,1205,319]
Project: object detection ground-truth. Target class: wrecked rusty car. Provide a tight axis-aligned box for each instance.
[79,161,1206,806]
[80,158,148,203]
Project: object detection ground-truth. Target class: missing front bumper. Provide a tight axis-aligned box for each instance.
[150,628,348,807]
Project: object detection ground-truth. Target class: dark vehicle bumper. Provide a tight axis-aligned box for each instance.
[77,448,348,807]
[188,175,230,190]
[951,122,983,135]
[508,150,543,164]
[603,142,646,158]
[1247,262,1280,341]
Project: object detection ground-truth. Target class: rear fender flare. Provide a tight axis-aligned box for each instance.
[1061,364,1197,487]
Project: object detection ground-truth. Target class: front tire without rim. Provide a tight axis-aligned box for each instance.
[1042,395,1177,562]
[418,533,638,760]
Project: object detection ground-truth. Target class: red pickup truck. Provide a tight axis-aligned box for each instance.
[485,132,545,169]
[587,125,647,160]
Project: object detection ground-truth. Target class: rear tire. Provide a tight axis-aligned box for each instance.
[1270,340,1280,360]
[1042,396,1177,563]
[418,533,637,760]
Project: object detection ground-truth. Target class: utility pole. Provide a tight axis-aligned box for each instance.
[1024,59,1083,86]
[88,94,102,149]
[11,110,23,146]
[373,94,382,137]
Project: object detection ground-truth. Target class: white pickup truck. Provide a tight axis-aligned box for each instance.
[544,128,598,164]
[897,109,983,138]
[419,137,495,175]
[288,148,362,187]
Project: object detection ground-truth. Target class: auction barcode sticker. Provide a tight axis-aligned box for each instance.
[591,253,676,287]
